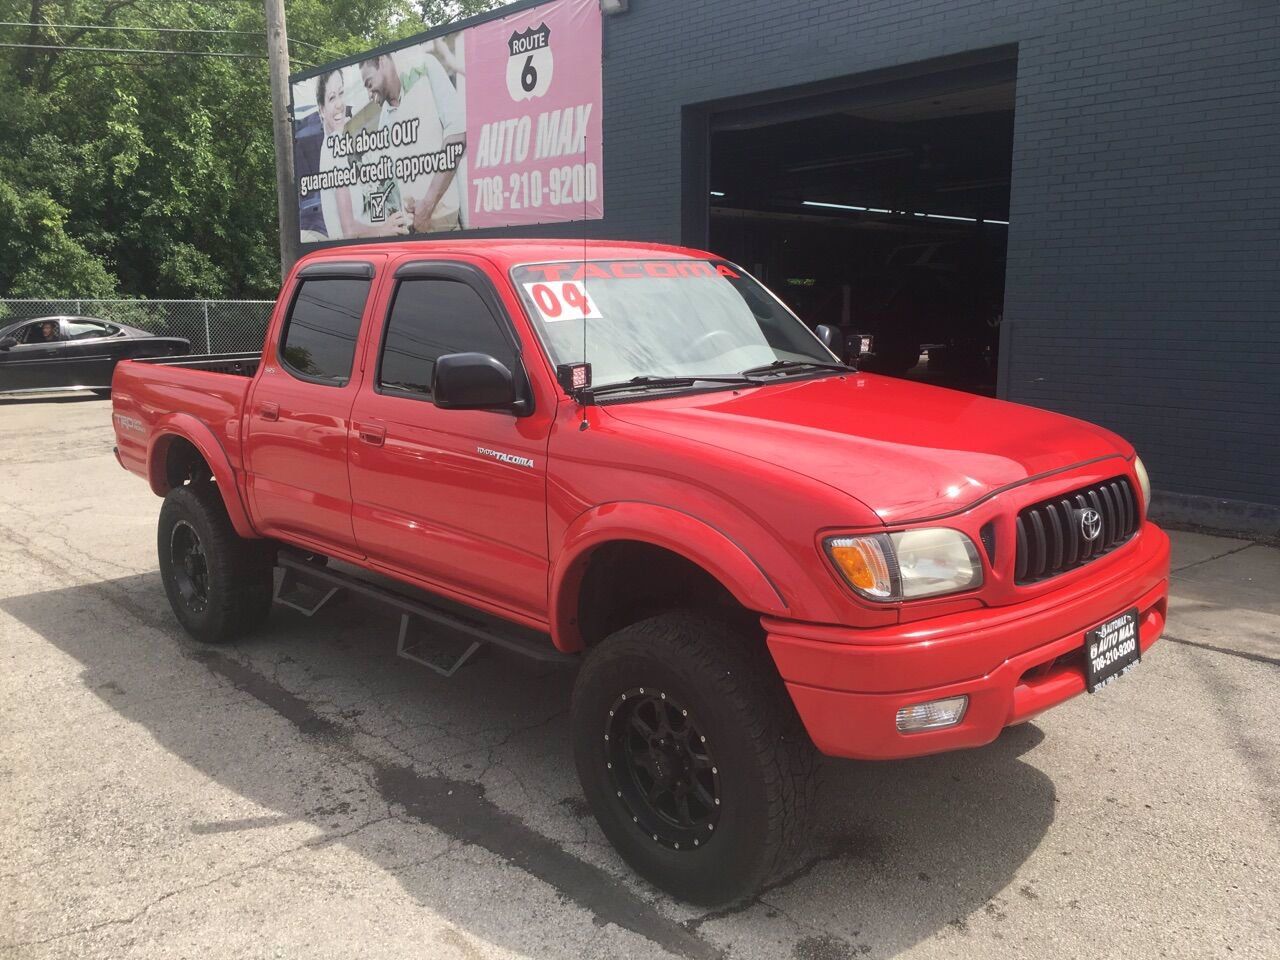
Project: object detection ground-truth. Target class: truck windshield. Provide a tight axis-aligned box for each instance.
[510,259,836,389]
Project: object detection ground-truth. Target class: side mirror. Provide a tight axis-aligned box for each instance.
[0,336,16,351]
[814,324,838,352]
[432,352,518,411]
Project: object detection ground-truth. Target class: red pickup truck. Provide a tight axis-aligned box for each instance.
[112,239,1170,904]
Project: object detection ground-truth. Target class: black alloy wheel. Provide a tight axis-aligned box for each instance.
[605,687,721,850]
[169,519,209,614]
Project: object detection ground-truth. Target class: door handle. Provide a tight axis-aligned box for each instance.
[258,401,279,422]
[355,421,386,446]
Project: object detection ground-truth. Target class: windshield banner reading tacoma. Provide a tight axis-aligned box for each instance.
[290,0,603,245]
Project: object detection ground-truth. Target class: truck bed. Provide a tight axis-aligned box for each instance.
[112,355,258,484]
[133,352,261,377]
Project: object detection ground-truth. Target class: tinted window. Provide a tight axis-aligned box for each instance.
[64,319,117,340]
[379,279,515,397]
[279,277,371,384]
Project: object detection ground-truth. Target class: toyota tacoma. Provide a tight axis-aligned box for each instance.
[111,239,1169,904]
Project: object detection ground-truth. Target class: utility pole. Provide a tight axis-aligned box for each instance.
[264,0,299,278]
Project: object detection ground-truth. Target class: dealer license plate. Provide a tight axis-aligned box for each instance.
[1085,607,1141,692]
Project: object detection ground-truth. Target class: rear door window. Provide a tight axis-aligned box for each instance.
[279,277,372,385]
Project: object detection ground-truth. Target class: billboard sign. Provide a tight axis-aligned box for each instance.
[290,0,603,246]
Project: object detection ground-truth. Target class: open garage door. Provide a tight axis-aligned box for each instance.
[706,56,1015,395]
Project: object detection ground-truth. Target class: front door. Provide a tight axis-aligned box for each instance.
[348,261,555,621]
[244,261,380,555]
[0,320,68,391]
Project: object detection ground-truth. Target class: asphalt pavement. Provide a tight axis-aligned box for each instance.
[1,396,1277,959]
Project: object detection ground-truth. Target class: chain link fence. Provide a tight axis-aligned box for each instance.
[0,299,274,354]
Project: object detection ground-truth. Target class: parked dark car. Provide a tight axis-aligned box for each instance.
[0,316,190,395]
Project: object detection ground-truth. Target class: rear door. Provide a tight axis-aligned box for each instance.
[0,320,68,391]
[347,259,556,620]
[244,259,382,555]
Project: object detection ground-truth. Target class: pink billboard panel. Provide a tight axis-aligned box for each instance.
[464,0,604,229]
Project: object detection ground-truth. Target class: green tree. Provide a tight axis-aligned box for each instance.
[0,0,500,299]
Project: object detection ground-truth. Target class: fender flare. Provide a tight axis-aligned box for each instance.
[549,501,788,652]
[147,414,259,539]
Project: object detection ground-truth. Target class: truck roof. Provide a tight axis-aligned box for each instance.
[295,238,718,271]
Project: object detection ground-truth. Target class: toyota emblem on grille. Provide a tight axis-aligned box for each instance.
[1078,508,1103,541]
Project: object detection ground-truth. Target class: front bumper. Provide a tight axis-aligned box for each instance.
[765,523,1171,760]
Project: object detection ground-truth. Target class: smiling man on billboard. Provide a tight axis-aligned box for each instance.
[359,49,467,233]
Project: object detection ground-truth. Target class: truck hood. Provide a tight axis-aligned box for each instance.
[602,373,1131,524]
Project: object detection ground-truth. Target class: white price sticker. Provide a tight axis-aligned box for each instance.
[522,280,603,323]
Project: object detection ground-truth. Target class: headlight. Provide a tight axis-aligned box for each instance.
[825,528,983,601]
[1133,456,1151,513]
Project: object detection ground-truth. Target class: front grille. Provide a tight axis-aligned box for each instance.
[1014,476,1139,584]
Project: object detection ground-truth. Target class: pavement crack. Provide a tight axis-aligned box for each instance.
[682,839,856,934]
[0,818,393,950]
[1170,541,1253,573]
[1162,633,1280,668]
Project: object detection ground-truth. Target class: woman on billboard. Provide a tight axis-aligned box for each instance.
[316,69,410,240]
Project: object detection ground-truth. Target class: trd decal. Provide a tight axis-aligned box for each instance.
[113,413,144,434]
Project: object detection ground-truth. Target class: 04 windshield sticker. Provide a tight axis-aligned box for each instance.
[521,280,603,322]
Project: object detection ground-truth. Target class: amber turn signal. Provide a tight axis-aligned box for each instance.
[826,536,894,598]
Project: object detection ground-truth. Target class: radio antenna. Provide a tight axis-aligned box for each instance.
[578,110,591,431]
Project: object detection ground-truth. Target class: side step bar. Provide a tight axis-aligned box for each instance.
[273,550,576,676]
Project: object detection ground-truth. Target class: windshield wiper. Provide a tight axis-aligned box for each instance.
[740,359,852,381]
[591,374,751,397]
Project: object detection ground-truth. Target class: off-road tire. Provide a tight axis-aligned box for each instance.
[157,483,274,644]
[572,611,817,905]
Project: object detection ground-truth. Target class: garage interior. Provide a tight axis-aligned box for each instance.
[706,58,1016,395]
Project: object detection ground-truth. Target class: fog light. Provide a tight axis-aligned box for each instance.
[895,696,968,732]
